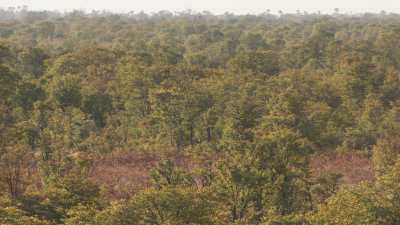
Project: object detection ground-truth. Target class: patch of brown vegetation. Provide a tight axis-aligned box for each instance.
[89,151,159,199]
[310,152,374,184]
[89,150,198,199]
[90,150,374,199]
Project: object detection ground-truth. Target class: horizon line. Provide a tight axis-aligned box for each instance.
[0,6,397,17]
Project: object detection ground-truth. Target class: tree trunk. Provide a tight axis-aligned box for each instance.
[189,124,194,146]
[207,127,212,142]
[177,128,184,150]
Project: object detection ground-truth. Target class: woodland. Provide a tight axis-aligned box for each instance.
[1,8,400,224]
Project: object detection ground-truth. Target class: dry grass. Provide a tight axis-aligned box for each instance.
[89,150,374,198]
[310,152,374,184]
[89,151,159,198]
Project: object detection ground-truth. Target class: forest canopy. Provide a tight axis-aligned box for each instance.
[1,8,400,224]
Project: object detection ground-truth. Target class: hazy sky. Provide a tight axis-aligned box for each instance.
[1,0,399,14]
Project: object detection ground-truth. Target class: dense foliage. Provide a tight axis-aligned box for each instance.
[2,8,400,224]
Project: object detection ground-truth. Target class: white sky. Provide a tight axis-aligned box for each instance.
[0,0,399,14]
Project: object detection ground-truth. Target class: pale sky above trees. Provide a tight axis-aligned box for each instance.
[1,0,399,14]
